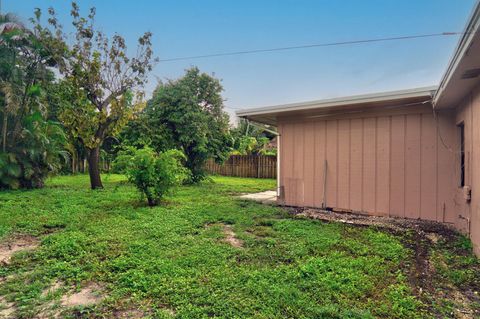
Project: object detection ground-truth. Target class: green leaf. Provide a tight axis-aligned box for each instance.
[27,84,42,97]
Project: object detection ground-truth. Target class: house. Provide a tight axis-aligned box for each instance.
[237,1,480,255]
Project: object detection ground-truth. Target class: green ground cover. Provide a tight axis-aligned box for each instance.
[0,175,478,318]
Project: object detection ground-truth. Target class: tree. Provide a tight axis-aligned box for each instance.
[230,118,277,155]
[0,13,22,152]
[0,13,67,189]
[140,67,231,183]
[33,2,156,189]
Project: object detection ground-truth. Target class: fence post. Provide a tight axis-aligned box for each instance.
[256,155,260,178]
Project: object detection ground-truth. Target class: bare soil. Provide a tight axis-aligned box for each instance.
[41,280,63,298]
[296,208,456,233]
[60,283,104,307]
[0,296,15,319]
[113,308,146,318]
[222,224,243,248]
[205,223,244,248]
[0,235,39,265]
[35,301,61,319]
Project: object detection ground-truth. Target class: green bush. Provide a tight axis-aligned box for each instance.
[0,14,67,189]
[0,112,67,189]
[114,147,188,206]
[111,146,138,174]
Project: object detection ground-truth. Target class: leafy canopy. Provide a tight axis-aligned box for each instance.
[32,2,156,189]
[125,67,231,183]
[0,13,66,189]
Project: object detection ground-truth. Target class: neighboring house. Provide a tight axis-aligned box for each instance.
[237,1,480,255]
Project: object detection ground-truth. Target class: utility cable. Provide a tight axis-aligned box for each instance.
[159,32,463,62]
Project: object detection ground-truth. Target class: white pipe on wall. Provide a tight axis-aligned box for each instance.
[277,133,281,198]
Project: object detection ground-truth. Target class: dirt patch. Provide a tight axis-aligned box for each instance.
[205,223,244,248]
[404,230,432,297]
[0,296,15,319]
[0,235,39,265]
[41,280,63,298]
[222,225,243,248]
[61,283,104,307]
[292,207,480,318]
[35,301,62,319]
[451,288,477,318]
[113,309,146,318]
[296,208,457,234]
[425,232,442,244]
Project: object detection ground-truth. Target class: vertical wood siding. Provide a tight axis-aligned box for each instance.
[313,121,327,207]
[278,110,457,223]
[376,117,390,215]
[326,120,338,208]
[471,85,480,255]
[455,83,480,255]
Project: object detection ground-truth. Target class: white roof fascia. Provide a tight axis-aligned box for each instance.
[236,86,436,117]
[433,0,480,106]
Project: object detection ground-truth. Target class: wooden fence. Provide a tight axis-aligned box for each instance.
[205,155,277,179]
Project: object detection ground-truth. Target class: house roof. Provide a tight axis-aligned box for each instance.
[236,86,436,126]
[434,0,480,108]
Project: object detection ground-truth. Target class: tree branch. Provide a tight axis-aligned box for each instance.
[99,89,125,111]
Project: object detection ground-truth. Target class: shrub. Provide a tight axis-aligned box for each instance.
[0,113,67,189]
[111,146,138,174]
[114,147,188,206]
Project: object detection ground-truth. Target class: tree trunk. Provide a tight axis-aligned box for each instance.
[71,150,77,174]
[2,114,7,152]
[87,146,103,189]
[147,196,157,207]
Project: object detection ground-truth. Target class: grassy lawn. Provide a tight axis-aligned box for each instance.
[0,175,478,318]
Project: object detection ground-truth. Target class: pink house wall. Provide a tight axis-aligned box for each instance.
[278,103,461,225]
[454,83,480,255]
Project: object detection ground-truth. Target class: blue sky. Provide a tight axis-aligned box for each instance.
[3,0,476,118]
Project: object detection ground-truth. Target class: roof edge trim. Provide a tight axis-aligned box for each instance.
[433,0,480,106]
[236,86,436,117]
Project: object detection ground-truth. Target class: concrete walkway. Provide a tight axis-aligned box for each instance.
[239,190,277,205]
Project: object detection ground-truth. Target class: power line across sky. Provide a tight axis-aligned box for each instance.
[159,32,463,63]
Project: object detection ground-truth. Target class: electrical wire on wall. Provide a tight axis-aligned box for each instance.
[432,107,460,154]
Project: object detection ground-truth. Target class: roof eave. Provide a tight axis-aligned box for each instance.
[433,0,480,107]
[236,86,436,119]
